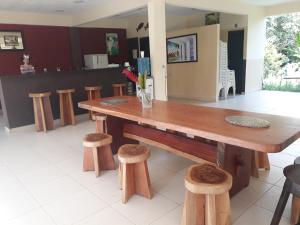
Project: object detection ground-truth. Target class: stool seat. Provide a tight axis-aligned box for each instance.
[56,88,75,94]
[182,164,232,225]
[92,113,107,134]
[82,133,115,177]
[118,144,150,164]
[185,164,232,195]
[85,86,102,119]
[118,144,152,203]
[29,92,51,98]
[85,86,102,91]
[29,92,54,132]
[83,133,112,148]
[56,88,76,126]
[271,164,300,225]
[92,113,107,121]
[112,83,126,96]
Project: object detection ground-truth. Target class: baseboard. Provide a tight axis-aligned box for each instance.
[4,113,89,134]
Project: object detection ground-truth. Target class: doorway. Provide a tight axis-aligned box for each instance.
[228,30,246,94]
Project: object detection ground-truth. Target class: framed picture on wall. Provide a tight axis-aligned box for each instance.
[0,31,25,51]
[106,33,119,56]
[167,33,198,64]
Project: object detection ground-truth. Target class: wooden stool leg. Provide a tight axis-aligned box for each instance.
[251,151,259,178]
[83,147,95,171]
[42,96,54,130]
[92,147,101,177]
[216,192,231,225]
[39,97,47,132]
[118,163,123,189]
[32,97,41,131]
[133,161,152,199]
[122,163,135,203]
[271,179,292,225]
[67,93,76,125]
[59,94,65,126]
[257,152,270,170]
[182,190,205,225]
[98,145,115,170]
[205,194,217,225]
[291,195,300,225]
[96,120,105,133]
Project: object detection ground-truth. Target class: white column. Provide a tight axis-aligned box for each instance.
[148,0,168,101]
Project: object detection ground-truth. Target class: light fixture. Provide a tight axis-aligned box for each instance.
[55,9,65,13]
[73,0,84,3]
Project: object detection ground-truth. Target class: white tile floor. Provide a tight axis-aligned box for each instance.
[0,90,299,225]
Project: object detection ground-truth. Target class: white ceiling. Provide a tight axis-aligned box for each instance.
[0,0,110,14]
[0,0,298,14]
[241,0,299,6]
[114,5,210,19]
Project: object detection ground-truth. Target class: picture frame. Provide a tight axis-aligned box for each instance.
[0,30,25,51]
[106,33,119,56]
[167,33,198,64]
[205,13,220,25]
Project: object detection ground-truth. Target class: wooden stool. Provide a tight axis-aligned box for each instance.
[112,83,126,96]
[85,86,102,119]
[82,133,115,177]
[29,92,54,132]
[182,164,232,225]
[271,164,300,225]
[291,157,300,225]
[92,113,107,133]
[118,144,152,203]
[251,151,270,178]
[56,89,76,126]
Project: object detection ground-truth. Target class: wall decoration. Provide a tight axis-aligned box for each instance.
[205,12,220,25]
[136,22,144,32]
[144,22,149,31]
[0,30,25,51]
[106,33,119,56]
[167,33,198,64]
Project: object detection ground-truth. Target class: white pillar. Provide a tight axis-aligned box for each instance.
[148,0,168,101]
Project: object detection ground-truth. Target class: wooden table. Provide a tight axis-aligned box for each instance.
[79,96,300,195]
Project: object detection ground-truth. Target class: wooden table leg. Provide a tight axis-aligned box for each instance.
[218,142,252,196]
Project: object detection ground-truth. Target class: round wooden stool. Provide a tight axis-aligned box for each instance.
[82,133,115,177]
[112,83,126,96]
[56,89,76,126]
[118,144,152,203]
[182,164,232,225]
[271,164,300,225]
[84,86,102,119]
[251,151,270,178]
[29,92,54,132]
[291,156,300,225]
[92,113,107,133]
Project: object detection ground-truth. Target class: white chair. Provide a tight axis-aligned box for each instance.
[218,41,236,99]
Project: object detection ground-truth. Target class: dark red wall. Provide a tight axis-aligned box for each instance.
[79,28,128,65]
[0,24,73,75]
[0,24,128,76]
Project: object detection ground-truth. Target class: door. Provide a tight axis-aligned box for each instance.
[228,30,245,94]
[140,37,150,57]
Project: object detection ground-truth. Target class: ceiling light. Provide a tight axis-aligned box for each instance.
[74,0,85,3]
[55,9,65,13]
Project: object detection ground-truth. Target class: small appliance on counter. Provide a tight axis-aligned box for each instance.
[84,54,108,69]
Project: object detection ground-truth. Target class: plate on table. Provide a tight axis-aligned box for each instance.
[101,99,128,106]
[225,115,271,128]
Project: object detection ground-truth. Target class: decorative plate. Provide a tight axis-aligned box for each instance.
[225,116,270,128]
[101,99,128,106]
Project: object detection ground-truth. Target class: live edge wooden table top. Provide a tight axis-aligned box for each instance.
[78,96,300,153]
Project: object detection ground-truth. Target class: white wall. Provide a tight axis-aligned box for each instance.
[265,1,300,16]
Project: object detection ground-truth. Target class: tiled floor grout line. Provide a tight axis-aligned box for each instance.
[232,183,275,223]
